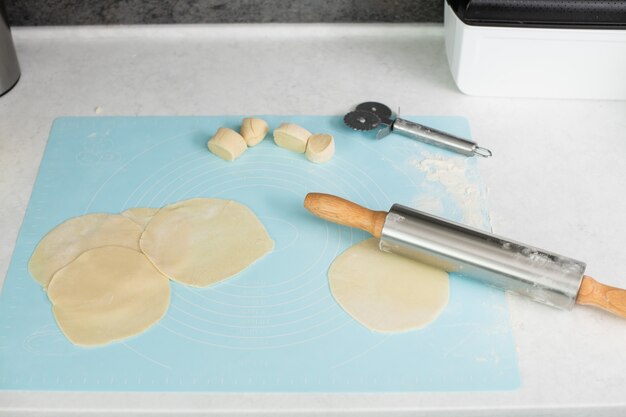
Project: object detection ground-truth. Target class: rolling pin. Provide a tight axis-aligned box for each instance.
[304,193,626,318]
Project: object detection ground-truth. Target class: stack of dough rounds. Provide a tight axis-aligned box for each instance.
[47,246,170,346]
[121,207,159,230]
[140,198,274,287]
[328,238,449,333]
[29,198,273,347]
[28,213,143,287]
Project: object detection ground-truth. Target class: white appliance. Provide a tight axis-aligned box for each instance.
[443,0,626,100]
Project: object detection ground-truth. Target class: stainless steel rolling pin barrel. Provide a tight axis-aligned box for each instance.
[304,193,626,317]
[381,203,584,309]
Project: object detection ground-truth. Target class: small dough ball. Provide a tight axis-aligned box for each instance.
[305,133,335,163]
[208,127,247,161]
[273,123,312,153]
[28,213,143,287]
[240,118,269,147]
[47,246,171,347]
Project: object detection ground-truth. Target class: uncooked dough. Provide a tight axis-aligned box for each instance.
[273,123,311,153]
[328,238,449,333]
[121,207,159,229]
[305,133,335,163]
[208,127,247,161]
[240,117,269,147]
[47,246,171,347]
[28,213,143,287]
[140,198,274,287]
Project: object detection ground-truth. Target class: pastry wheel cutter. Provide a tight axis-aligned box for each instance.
[304,192,626,318]
[344,101,492,158]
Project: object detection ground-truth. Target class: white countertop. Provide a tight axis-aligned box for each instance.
[1,24,625,417]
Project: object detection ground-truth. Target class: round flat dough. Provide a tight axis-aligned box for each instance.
[47,246,171,347]
[29,213,143,287]
[121,207,159,229]
[140,198,274,287]
[328,238,449,333]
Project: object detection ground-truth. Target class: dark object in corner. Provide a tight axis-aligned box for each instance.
[5,0,443,26]
[446,0,626,29]
[0,0,20,96]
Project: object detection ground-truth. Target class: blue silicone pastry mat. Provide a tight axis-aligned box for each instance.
[0,116,519,392]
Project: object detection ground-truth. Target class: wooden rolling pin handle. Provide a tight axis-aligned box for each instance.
[576,275,626,318]
[304,193,387,238]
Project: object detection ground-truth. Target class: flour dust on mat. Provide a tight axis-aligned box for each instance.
[47,246,171,347]
[28,213,143,287]
[140,198,274,287]
[328,238,449,333]
[412,154,487,229]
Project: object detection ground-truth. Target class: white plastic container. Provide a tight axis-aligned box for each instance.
[443,1,626,100]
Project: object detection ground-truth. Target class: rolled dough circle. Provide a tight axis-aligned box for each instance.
[139,198,274,287]
[47,246,171,347]
[28,213,143,287]
[328,238,449,333]
[121,207,159,229]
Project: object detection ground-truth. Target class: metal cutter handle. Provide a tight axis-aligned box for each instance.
[393,118,492,158]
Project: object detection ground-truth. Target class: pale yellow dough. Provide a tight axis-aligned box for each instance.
[121,207,159,229]
[140,198,274,287]
[207,127,247,161]
[273,123,312,153]
[28,213,143,287]
[305,133,335,163]
[328,238,449,333]
[47,246,171,347]
[240,117,269,147]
